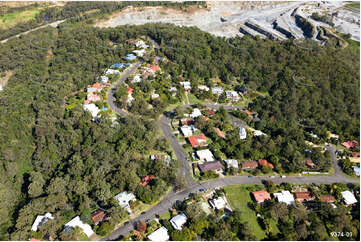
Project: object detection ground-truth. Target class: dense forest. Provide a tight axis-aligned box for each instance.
[0,10,359,240]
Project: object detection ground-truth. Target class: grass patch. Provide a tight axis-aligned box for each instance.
[158,211,171,220]
[0,5,47,30]
[224,184,268,240]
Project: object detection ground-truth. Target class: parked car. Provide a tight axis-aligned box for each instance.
[248,176,253,178]
[199,188,206,192]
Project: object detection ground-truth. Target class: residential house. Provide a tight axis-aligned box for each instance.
[350,152,360,163]
[150,65,160,72]
[133,49,146,57]
[211,87,224,95]
[196,149,214,162]
[253,130,266,136]
[353,166,360,176]
[135,40,149,49]
[114,191,136,211]
[126,87,134,104]
[225,91,240,101]
[214,127,226,139]
[209,196,227,210]
[239,127,247,139]
[241,161,258,170]
[198,161,224,174]
[132,74,142,83]
[170,213,187,230]
[203,110,216,117]
[252,190,271,203]
[139,175,156,186]
[111,63,126,69]
[274,191,295,205]
[87,87,98,93]
[180,81,191,91]
[342,140,359,149]
[91,210,106,225]
[242,110,253,119]
[224,159,238,169]
[104,69,121,75]
[151,90,160,99]
[258,159,274,169]
[87,93,101,102]
[319,195,336,203]
[190,108,202,118]
[341,191,357,206]
[169,87,177,92]
[304,158,316,168]
[294,192,315,203]
[198,85,210,91]
[64,216,94,238]
[124,53,136,61]
[31,212,54,231]
[188,134,207,148]
[180,125,196,137]
[83,104,100,118]
[180,118,194,126]
[148,226,169,241]
[239,85,248,95]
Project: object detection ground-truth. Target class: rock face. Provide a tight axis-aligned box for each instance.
[294,14,315,38]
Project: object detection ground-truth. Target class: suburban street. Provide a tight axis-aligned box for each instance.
[105,46,359,240]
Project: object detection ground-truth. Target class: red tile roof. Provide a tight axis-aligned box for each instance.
[92,82,104,89]
[203,110,216,116]
[351,152,360,157]
[294,192,315,202]
[91,210,106,225]
[214,128,226,139]
[258,159,274,169]
[304,158,316,168]
[180,118,194,126]
[29,239,41,241]
[139,175,156,186]
[342,140,359,149]
[319,195,336,203]
[252,190,271,203]
[241,161,258,169]
[126,87,133,94]
[188,134,207,148]
[198,161,224,173]
[151,65,160,71]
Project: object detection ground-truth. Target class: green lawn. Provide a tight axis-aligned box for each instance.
[158,211,171,220]
[0,5,47,29]
[224,184,278,240]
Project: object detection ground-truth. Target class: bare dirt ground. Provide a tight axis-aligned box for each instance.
[95,1,300,38]
[0,70,12,91]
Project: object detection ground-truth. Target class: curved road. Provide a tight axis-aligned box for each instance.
[104,40,358,241]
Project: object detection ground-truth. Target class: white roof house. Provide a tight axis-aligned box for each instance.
[274,190,295,205]
[133,49,146,57]
[253,130,266,136]
[169,87,177,92]
[198,85,210,91]
[225,91,240,101]
[209,197,227,210]
[132,74,142,83]
[170,213,187,230]
[64,216,94,238]
[180,125,196,137]
[31,212,54,231]
[180,81,191,91]
[196,149,214,162]
[190,108,202,118]
[239,127,247,140]
[224,159,239,169]
[148,226,169,241]
[104,69,121,75]
[341,191,357,205]
[114,191,136,209]
[135,40,149,49]
[212,87,224,95]
[87,87,98,93]
[83,103,100,118]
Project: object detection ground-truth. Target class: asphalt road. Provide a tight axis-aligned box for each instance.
[104,40,359,241]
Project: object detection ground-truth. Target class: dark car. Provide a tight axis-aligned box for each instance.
[124,221,129,225]
[141,212,146,215]
[248,176,253,178]
[199,188,205,192]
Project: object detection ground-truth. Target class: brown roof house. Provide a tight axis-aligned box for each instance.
[252,190,271,203]
[304,158,316,168]
[319,195,336,203]
[198,161,224,174]
[242,161,258,170]
[91,210,107,225]
[294,192,315,203]
[214,128,226,139]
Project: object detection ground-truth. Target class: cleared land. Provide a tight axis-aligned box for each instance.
[0,5,46,30]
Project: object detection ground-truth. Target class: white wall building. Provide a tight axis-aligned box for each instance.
[83,103,100,118]
[274,190,295,205]
[148,226,169,241]
[180,125,196,137]
[196,149,214,162]
[190,108,202,118]
[224,159,239,169]
[209,197,227,210]
[341,191,357,206]
[198,85,210,91]
[114,191,136,211]
[31,212,54,231]
[99,75,109,84]
[180,81,192,91]
[225,91,240,101]
[212,87,224,95]
[133,49,146,57]
[132,74,142,83]
[239,127,247,140]
[170,213,187,230]
[64,216,94,237]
